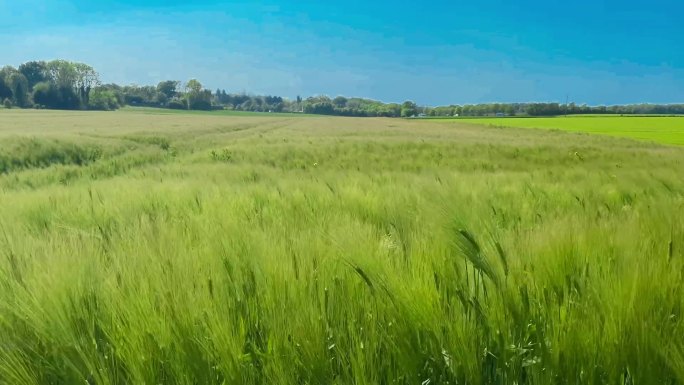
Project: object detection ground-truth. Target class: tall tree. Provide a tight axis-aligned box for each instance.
[184,79,211,110]
[73,63,100,106]
[0,69,13,101]
[18,61,47,91]
[333,96,348,108]
[400,101,418,117]
[45,60,79,88]
[6,72,29,107]
[157,80,180,99]
[185,79,202,94]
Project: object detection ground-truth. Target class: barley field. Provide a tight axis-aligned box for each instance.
[1,108,683,384]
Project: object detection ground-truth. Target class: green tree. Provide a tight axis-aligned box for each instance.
[155,92,169,106]
[386,103,401,117]
[400,101,418,117]
[33,82,81,110]
[45,60,78,88]
[0,66,16,101]
[32,82,55,107]
[184,79,212,110]
[72,63,99,106]
[0,77,12,101]
[185,79,202,94]
[88,87,120,110]
[0,66,16,81]
[168,98,187,109]
[18,61,47,91]
[333,96,348,108]
[157,80,180,99]
[42,60,100,108]
[7,72,29,107]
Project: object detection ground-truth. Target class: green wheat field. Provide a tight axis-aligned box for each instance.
[1,109,684,384]
[457,116,684,146]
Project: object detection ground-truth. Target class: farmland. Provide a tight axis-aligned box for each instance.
[455,116,684,146]
[1,108,684,384]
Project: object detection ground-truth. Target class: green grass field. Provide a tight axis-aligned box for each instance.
[1,108,684,384]
[452,116,684,146]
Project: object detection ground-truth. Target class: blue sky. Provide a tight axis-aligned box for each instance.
[1,0,683,105]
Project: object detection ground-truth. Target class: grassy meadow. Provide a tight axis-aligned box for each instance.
[455,116,684,146]
[1,108,684,384]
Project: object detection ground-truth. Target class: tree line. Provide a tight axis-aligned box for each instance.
[1,60,107,110]
[2,60,684,117]
[426,103,684,117]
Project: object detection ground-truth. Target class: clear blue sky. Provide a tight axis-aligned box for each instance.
[1,0,683,105]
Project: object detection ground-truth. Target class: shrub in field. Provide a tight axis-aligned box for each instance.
[2,98,11,109]
[168,98,187,109]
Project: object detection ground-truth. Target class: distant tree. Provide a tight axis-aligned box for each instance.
[72,63,99,106]
[187,82,207,109]
[3,98,12,109]
[526,103,562,116]
[0,66,16,101]
[184,79,212,110]
[32,82,56,108]
[18,61,47,91]
[88,87,120,110]
[154,92,168,105]
[0,77,12,101]
[33,82,81,110]
[400,101,418,117]
[88,91,110,110]
[0,67,30,107]
[185,79,202,94]
[122,85,158,106]
[157,80,180,99]
[167,98,187,110]
[0,66,17,81]
[45,60,79,88]
[333,96,348,108]
[6,72,29,107]
[98,83,125,106]
[303,96,335,114]
[40,60,100,108]
[385,103,401,117]
[58,86,81,109]
[217,89,228,105]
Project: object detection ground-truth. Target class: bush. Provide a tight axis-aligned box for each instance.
[88,88,120,111]
[3,98,12,109]
[188,99,212,111]
[32,82,55,107]
[168,98,187,110]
